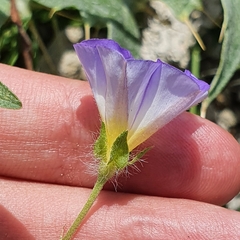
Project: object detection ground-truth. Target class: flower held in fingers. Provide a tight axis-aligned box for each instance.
[62,39,209,240]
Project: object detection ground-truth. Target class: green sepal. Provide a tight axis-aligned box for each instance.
[128,147,152,166]
[93,122,107,162]
[0,82,22,109]
[109,130,129,170]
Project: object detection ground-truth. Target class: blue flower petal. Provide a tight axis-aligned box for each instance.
[74,39,210,151]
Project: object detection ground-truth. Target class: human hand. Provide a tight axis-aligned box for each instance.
[0,63,240,239]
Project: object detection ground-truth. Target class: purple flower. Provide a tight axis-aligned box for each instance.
[74,39,209,151]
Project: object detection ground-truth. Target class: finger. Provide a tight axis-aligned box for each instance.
[1,178,240,240]
[116,112,240,206]
[0,64,240,206]
[0,63,98,182]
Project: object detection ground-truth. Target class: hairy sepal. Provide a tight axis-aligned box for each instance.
[94,122,107,162]
[109,130,129,170]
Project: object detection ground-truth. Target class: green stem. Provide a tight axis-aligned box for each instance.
[190,44,201,115]
[62,176,108,240]
[84,23,91,40]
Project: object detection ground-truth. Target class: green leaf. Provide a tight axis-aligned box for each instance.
[94,122,107,162]
[158,0,202,21]
[17,0,32,23]
[203,0,240,107]
[107,21,140,58]
[33,0,139,38]
[157,0,205,50]
[109,130,129,170]
[0,82,22,109]
[0,25,19,65]
[0,0,10,28]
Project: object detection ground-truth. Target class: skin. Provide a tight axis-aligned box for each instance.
[0,63,240,239]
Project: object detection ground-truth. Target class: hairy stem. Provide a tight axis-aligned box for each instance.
[62,176,107,240]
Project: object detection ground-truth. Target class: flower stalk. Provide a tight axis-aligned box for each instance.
[62,122,133,239]
[62,175,108,240]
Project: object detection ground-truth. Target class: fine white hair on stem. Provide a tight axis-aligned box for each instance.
[81,125,149,187]
[83,155,99,177]
[110,172,122,192]
[82,122,102,177]
[109,150,148,191]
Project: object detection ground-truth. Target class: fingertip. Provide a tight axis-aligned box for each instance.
[119,112,240,205]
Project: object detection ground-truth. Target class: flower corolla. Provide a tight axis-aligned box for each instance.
[74,39,209,173]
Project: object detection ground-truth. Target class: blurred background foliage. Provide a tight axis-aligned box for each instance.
[0,0,143,67]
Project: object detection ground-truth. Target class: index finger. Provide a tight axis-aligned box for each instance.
[0,63,240,206]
